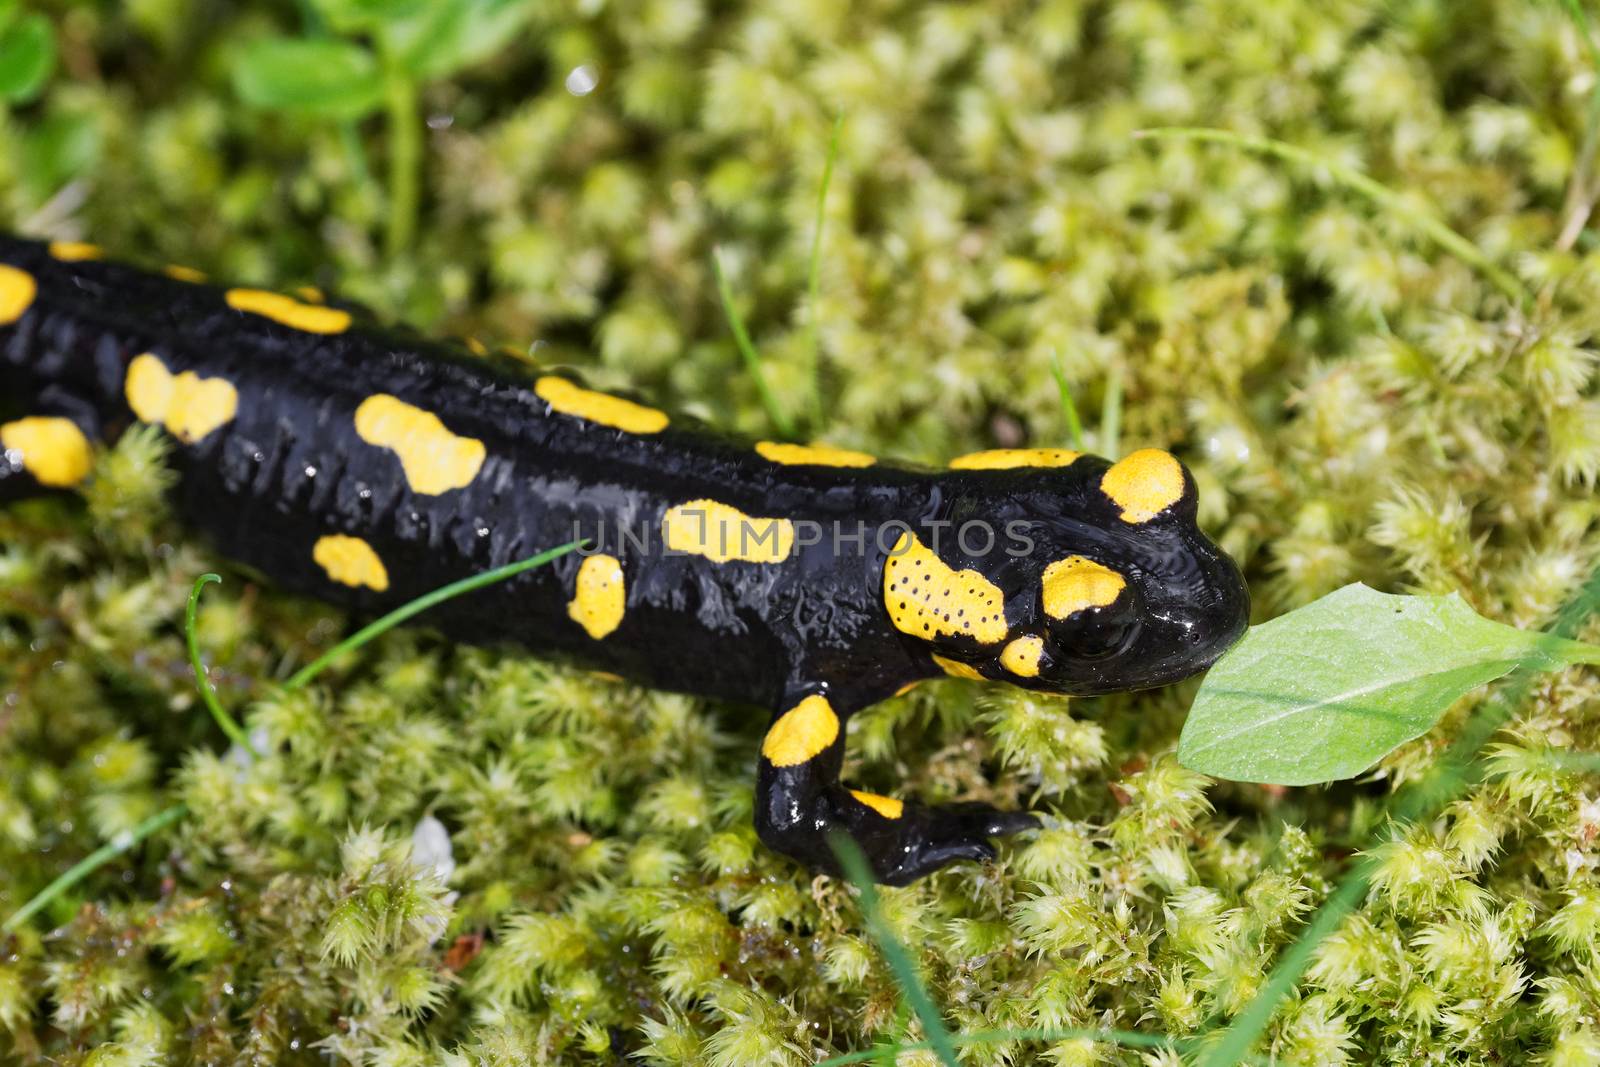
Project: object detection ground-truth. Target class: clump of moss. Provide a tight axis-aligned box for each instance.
[4,0,1600,1063]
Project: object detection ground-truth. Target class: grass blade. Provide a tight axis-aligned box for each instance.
[2,802,189,932]
[1046,347,1085,451]
[285,539,585,690]
[383,71,420,257]
[829,834,958,1067]
[1557,0,1600,249]
[1100,359,1122,459]
[713,246,796,439]
[186,573,256,756]
[815,1026,1265,1067]
[1536,750,1600,772]
[803,115,843,432]
[1133,126,1531,311]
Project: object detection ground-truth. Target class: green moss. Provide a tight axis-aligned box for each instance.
[4,0,1600,1062]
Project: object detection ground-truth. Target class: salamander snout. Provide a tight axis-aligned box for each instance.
[1028,449,1250,694]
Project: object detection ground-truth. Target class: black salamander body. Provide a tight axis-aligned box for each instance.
[0,236,1250,884]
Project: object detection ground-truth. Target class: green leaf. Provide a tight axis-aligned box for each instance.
[232,37,384,119]
[1178,583,1599,785]
[381,0,534,81]
[0,0,20,37]
[311,0,431,32]
[21,108,100,200]
[0,13,56,103]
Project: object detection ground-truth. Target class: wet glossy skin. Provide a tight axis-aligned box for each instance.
[0,235,1250,884]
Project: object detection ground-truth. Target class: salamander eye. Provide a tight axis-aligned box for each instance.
[1039,555,1142,660]
[1048,596,1142,659]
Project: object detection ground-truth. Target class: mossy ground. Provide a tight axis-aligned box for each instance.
[4,1,1600,1063]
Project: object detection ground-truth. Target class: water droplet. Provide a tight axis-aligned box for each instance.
[566,65,598,96]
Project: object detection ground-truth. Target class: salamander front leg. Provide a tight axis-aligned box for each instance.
[754,690,1037,886]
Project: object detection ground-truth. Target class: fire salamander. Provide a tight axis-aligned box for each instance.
[0,235,1249,884]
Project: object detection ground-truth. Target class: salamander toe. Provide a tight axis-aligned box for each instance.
[850,800,1040,886]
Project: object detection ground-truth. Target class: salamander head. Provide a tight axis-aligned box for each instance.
[888,448,1249,696]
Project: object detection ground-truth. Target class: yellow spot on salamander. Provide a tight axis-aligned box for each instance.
[948,448,1081,470]
[567,553,626,639]
[225,288,352,335]
[123,355,171,425]
[932,654,985,680]
[1,416,93,487]
[761,695,839,767]
[353,394,486,495]
[0,264,36,324]
[662,499,794,563]
[755,441,876,468]
[295,285,325,303]
[163,265,207,284]
[464,336,488,356]
[850,790,904,819]
[535,376,669,434]
[1000,635,1044,677]
[313,535,390,592]
[124,354,238,444]
[1100,448,1185,523]
[49,241,102,262]
[883,532,1008,644]
[1041,556,1125,619]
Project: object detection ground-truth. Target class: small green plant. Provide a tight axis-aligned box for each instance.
[713,117,845,439]
[825,834,1270,1065]
[1134,127,1532,311]
[716,115,1128,457]
[232,0,536,256]
[2,540,581,934]
[1191,564,1600,1067]
[1128,125,1593,785]
[0,1,55,104]
[1181,583,1600,784]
